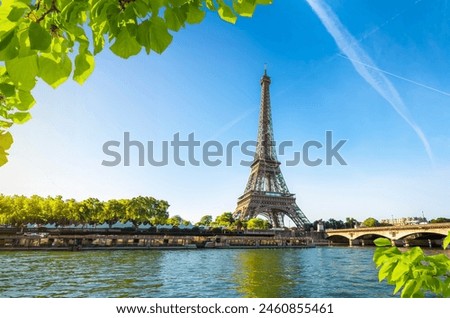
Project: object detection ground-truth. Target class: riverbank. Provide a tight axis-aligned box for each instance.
[0,233,315,251]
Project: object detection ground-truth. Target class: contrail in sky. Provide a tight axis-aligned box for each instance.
[306,0,433,161]
[209,106,257,140]
[338,54,450,98]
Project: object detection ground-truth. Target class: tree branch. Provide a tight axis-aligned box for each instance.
[36,0,60,23]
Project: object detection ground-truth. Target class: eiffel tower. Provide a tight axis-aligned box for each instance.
[234,70,310,228]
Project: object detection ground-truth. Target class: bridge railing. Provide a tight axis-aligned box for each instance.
[325,222,450,233]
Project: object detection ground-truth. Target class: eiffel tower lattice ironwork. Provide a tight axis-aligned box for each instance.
[233,70,310,228]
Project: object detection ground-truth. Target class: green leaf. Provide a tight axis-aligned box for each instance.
[444,232,450,250]
[0,1,18,34]
[10,111,31,124]
[92,20,108,54]
[149,17,173,54]
[400,279,416,298]
[131,0,150,18]
[61,0,88,24]
[233,0,257,17]
[0,27,19,60]
[0,83,16,97]
[423,276,441,294]
[405,247,424,264]
[205,0,216,10]
[378,259,397,282]
[393,273,408,294]
[186,4,206,24]
[73,51,95,84]
[7,5,28,22]
[164,6,186,31]
[0,131,13,150]
[29,22,52,51]
[0,120,13,129]
[125,22,138,38]
[49,36,65,54]
[149,0,167,11]
[0,28,16,51]
[443,277,450,297]
[0,130,13,164]
[110,27,141,58]
[0,151,8,166]
[90,0,109,17]
[170,0,191,6]
[373,250,388,266]
[137,20,151,54]
[123,4,140,23]
[16,90,35,111]
[374,238,391,247]
[38,54,72,88]
[391,261,410,282]
[373,246,400,266]
[5,55,38,90]
[217,0,237,23]
[105,6,122,37]
[426,254,450,271]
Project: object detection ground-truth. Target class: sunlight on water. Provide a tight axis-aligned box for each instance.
[0,248,398,297]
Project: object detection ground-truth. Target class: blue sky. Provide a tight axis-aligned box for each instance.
[1,0,450,224]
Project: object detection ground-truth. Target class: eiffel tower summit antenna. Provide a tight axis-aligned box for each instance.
[233,70,310,228]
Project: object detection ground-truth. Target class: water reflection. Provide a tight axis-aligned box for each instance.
[233,249,301,297]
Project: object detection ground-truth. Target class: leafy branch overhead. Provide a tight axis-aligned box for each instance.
[0,0,273,166]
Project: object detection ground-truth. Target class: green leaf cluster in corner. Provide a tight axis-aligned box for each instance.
[374,233,450,298]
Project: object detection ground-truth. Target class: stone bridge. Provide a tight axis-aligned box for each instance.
[325,223,450,246]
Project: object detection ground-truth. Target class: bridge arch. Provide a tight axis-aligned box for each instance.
[327,233,391,246]
[327,234,351,240]
[352,232,392,240]
[395,230,448,240]
[325,223,450,247]
[326,234,352,245]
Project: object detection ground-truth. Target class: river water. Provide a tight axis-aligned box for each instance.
[0,247,397,298]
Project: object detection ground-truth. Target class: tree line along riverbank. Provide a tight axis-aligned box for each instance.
[0,194,273,230]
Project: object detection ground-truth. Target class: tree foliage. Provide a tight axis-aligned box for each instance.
[312,218,349,230]
[246,217,269,230]
[0,193,169,226]
[430,218,450,224]
[373,234,450,298]
[166,214,190,226]
[210,211,234,228]
[0,0,273,166]
[362,217,379,227]
[195,214,212,226]
[345,217,358,228]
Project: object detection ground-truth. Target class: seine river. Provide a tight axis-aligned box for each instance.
[0,247,396,297]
